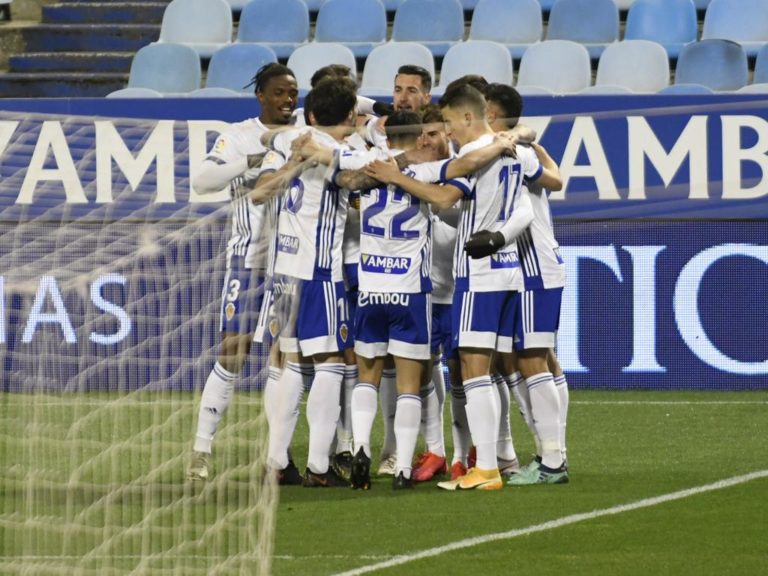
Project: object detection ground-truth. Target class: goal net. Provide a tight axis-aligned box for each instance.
[0,110,276,575]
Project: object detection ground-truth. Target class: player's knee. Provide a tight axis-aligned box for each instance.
[218,335,251,374]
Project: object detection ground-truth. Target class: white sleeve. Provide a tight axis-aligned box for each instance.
[517,145,543,181]
[338,148,385,171]
[407,160,450,184]
[499,189,534,245]
[193,131,249,194]
[356,95,377,116]
[259,149,287,174]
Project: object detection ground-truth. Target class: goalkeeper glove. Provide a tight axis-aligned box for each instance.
[464,230,506,259]
[372,101,395,116]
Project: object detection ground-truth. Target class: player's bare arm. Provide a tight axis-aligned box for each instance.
[248,154,307,204]
[335,169,379,192]
[530,142,563,191]
[364,158,462,210]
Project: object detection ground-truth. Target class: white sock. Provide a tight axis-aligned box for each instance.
[266,362,304,470]
[420,382,445,457]
[526,372,562,469]
[506,371,541,456]
[193,363,236,454]
[306,363,344,474]
[450,385,471,465]
[492,373,516,462]
[351,383,378,457]
[394,394,422,479]
[379,368,397,457]
[263,365,282,437]
[335,364,357,454]
[463,375,500,470]
[298,363,315,390]
[554,374,569,462]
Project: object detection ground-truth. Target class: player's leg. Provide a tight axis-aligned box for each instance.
[500,350,541,462]
[377,356,397,475]
[349,354,384,489]
[300,279,350,487]
[508,288,568,486]
[491,359,520,476]
[548,348,569,466]
[188,260,257,481]
[448,354,471,479]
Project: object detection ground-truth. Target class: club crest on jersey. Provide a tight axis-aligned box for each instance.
[361,253,411,274]
[269,319,280,337]
[278,234,299,254]
[340,323,349,342]
[225,302,236,321]
[490,251,520,269]
[213,138,227,154]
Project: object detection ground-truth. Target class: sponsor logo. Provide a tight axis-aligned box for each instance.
[278,234,299,254]
[340,323,348,342]
[225,302,236,321]
[358,292,411,307]
[360,253,411,275]
[490,251,520,269]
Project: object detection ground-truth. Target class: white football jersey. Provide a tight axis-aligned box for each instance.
[206,118,270,270]
[446,134,542,292]
[431,215,457,304]
[338,148,439,293]
[342,131,369,266]
[262,127,350,282]
[517,180,566,289]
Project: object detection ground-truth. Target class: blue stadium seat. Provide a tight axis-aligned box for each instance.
[736,83,768,94]
[383,0,406,9]
[613,0,637,9]
[128,43,202,94]
[224,0,251,10]
[360,42,435,97]
[107,87,164,98]
[578,84,634,94]
[546,0,619,59]
[675,39,748,92]
[435,41,514,94]
[286,42,357,91]
[206,44,277,93]
[753,44,768,84]
[315,0,386,58]
[596,40,669,93]
[187,87,246,97]
[516,85,555,95]
[469,0,543,60]
[304,0,326,10]
[157,0,233,58]
[236,0,309,59]
[392,0,465,57]
[702,0,768,58]
[517,40,592,94]
[657,83,714,94]
[693,0,712,9]
[537,0,556,11]
[625,0,697,60]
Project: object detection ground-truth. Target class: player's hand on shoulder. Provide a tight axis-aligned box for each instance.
[364,158,400,184]
[464,230,505,259]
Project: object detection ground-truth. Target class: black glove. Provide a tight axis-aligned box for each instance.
[372,101,395,117]
[464,230,505,259]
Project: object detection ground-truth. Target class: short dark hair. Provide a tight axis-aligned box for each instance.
[443,74,489,97]
[310,64,353,88]
[485,83,523,128]
[439,83,487,117]
[421,103,443,125]
[384,110,423,147]
[396,64,432,92]
[248,63,295,93]
[307,78,358,126]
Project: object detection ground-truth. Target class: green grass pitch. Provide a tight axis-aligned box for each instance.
[1,389,766,575]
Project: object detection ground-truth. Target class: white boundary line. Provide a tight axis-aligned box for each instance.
[332,470,768,576]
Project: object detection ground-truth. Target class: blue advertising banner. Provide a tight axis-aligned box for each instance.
[0,97,766,390]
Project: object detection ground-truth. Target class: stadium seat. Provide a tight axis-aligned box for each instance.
[157,0,233,58]
[106,87,164,98]
[517,40,591,94]
[537,0,556,11]
[468,0,543,60]
[205,44,277,94]
[392,0,465,57]
[516,85,555,95]
[286,42,357,92]
[127,43,202,94]
[236,0,309,59]
[579,84,634,94]
[702,0,768,58]
[612,0,637,9]
[314,0,386,58]
[545,0,619,59]
[435,41,514,94]
[303,0,326,10]
[753,44,768,84]
[595,40,669,93]
[674,39,748,92]
[736,83,768,94]
[693,0,712,9]
[657,83,714,94]
[187,87,245,97]
[224,0,250,10]
[360,42,435,97]
[624,0,697,60]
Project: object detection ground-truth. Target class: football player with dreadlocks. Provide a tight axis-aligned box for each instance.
[186,63,301,483]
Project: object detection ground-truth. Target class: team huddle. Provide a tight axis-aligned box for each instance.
[186,61,570,491]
